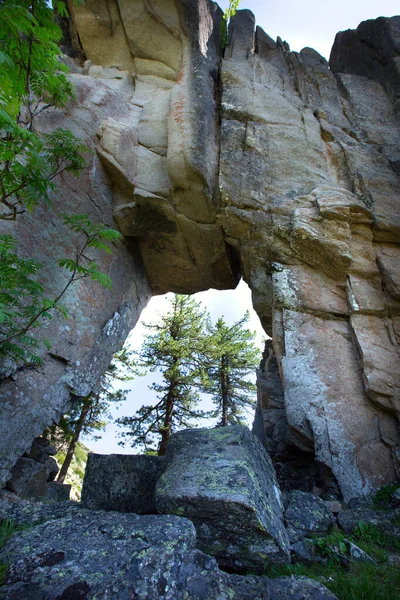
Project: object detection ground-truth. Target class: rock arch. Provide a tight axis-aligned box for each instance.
[1,1,399,501]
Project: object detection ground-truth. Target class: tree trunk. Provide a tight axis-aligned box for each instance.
[158,389,175,456]
[221,355,229,426]
[57,399,90,484]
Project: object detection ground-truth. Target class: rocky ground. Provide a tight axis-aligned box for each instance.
[1,427,400,599]
[0,484,399,599]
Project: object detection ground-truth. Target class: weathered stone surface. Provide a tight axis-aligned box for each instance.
[1,2,400,504]
[220,11,400,500]
[0,67,152,488]
[347,540,375,564]
[45,482,71,502]
[70,0,239,296]
[0,501,337,600]
[284,491,334,542]
[156,426,290,574]
[5,458,48,499]
[81,453,165,513]
[266,576,337,599]
[291,539,326,564]
[330,16,400,106]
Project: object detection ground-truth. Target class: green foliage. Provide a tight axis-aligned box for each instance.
[266,561,400,600]
[117,298,261,452]
[0,0,87,220]
[201,312,260,426]
[373,483,400,509]
[0,234,48,364]
[50,348,133,450]
[0,218,122,366]
[0,2,123,369]
[55,441,89,498]
[0,519,31,585]
[220,0,240,49]
[354,520,400,552]
[117,295,211,454]
[266,522,400,599]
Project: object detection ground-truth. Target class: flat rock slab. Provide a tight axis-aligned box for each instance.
[0,502,336,600]
[156,426,290,573]
[81,453,165,513]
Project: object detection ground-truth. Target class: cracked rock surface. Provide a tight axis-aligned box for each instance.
[0,3,399,501]
[0,501,337,600]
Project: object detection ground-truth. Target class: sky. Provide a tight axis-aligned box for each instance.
[83,280,265,454]
[82,0,399,455]
[218,0,399,59]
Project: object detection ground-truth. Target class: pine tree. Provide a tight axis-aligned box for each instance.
[117,295,210,455]
[202,312,261,426]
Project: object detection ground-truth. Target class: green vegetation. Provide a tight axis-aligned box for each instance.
[373,483,400,509]
[0,519,30,585]
[117,295,211,455]
[267,561,400,600]
[55,440,89,499]
[201,312,260,426]
[0,0,85,220]
[220,0,240,49]
[53,350,134,483]
[0,1,122,366]
[116,296,261,454]
[266,522,400,600]
[0,218,121,365]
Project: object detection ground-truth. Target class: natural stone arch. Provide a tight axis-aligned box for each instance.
[1,2,399,503]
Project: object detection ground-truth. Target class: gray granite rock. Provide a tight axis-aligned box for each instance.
[291,539,326,564]
[81,453,165,514]
[45,482,71,502]
[285,491,334,542]
[267,576,337,599]
[5,458,48,499]
[346,540,375,564]
[0,499,82,526]
[0,501,337,600]
[156,426,290,574]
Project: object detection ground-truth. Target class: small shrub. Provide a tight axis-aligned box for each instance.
[373,483,400,509]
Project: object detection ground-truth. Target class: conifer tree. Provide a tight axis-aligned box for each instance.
[202,312,260,426]
[117,295,210,455]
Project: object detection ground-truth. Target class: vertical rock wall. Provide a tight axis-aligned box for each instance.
[221,11,400,500]
[0,66,152,486]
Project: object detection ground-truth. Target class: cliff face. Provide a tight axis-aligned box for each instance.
[0,1,399,501]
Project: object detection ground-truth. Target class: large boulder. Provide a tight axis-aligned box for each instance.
[155,426,290,574]
[0,501,337,600]
[81,453,165,513]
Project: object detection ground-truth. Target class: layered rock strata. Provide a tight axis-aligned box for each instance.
[68,0,239,295]
[0,3,399,501]
[0,0,237,487]
[222,11,400,500]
